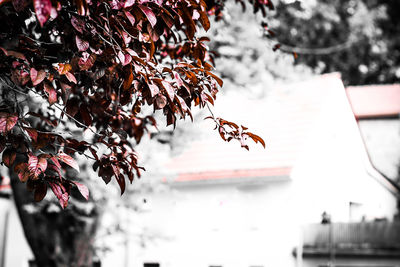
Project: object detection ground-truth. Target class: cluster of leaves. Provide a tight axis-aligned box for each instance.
[205,116,265,150]
[0,0,270,207]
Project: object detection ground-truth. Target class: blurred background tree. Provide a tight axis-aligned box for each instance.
[272,0,400,85]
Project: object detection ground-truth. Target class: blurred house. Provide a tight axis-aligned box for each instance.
[346,84,400,196]
[1,74,400,267]
[128,74,400,267]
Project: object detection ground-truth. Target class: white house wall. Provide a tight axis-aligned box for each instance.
[122,76,398,267]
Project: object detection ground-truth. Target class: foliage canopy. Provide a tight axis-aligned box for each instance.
[0,0,268,207]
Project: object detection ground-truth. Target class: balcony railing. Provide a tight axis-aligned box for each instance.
[301,221,400,258]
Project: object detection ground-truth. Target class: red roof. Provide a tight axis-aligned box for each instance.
[0,176,11,192]
[346,84,400,119]
[174,167,292,182]
[164,74,347,184]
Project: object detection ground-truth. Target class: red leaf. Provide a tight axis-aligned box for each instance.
[124,11,135,25]
[49,182,69,208]
[2,148,16,167]
[78,53,96,71]
[148,83,159,98]
[44,83,57,105]
[71,181,89,200]
[28,154,47,178]
[138,4,157,28]
[24,127,38,142]
[65,72,77,84]
[0,113,18,133]
[32,70,46,86]
[58,152,80,172]
[75,35,89,52]
[123,0,134,8]
[161,81,175,101]
[51,156,61,169]
[30,68,38,81]
[161,13,174,28]
[34,0,52,27]
[117,51,132,66]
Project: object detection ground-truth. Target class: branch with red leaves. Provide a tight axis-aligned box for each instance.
[0,0,271,207]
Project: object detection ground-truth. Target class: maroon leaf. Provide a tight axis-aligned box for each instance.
[161,13,174,28]
[78,53,96,71]
[79,104,92,126]
[2,148,16,167]
[99,166,113,184]
[116,174,126,195]
[14,162,30,182]
[161,81,175,101]
[0,113,18,133]
[199,10,210,31]
[51,156,61,169]
[75,35,89,52]
[71,181,89,200]
[49,182,69,208]
[44,83,57,105]
[148,83,159,98]
[273,43,281,52]
[155,94,167,109]
[34,182,47,202]
[57,152,80,172]
[124,11,135,25]
[46,165,61,180]
[11,69,29,86]
[6,50,26,61]
[138,5,157,27]
[34,0,52,27]
[71,16,85,33]
[12,0,29,12]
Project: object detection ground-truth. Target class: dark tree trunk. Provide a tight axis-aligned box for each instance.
[10,169,99,267]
